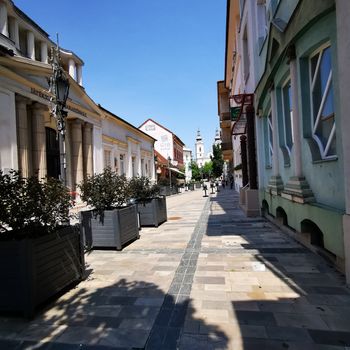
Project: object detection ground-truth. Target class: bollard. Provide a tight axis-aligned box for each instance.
[203,184,208,197]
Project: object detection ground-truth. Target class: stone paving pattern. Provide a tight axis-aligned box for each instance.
[1,188,350,349]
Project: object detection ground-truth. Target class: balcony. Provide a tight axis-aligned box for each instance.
[221,141,233,152]
[220,112,231,128]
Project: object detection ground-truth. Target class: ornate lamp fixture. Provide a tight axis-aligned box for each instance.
[48,36,70,184]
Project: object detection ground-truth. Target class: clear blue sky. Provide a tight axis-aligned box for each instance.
[15,0,226,155]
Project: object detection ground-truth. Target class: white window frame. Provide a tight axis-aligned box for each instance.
[281,78,294,155]
[267,110,273,167]
[309,42,336,159]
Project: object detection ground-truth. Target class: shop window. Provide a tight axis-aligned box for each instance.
[310,44,336,158]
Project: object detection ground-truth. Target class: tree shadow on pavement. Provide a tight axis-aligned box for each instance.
[207,188,350,349]
[0,275,228,349]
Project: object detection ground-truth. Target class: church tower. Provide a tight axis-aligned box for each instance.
[195,129,205,168]
[214,128,222,147]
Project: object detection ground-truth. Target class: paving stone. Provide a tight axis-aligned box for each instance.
[195,277,226,285]
[265,326,313,342]
[234,310,277,326]
[308,329,350,346]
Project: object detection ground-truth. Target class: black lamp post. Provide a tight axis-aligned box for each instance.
[167,156,172,189]
[48,38,70,185]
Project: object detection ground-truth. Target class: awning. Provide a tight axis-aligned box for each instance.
[169,167,185,176]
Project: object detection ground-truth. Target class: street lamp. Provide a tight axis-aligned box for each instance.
[167,156,172,188]
[48,37,70,185]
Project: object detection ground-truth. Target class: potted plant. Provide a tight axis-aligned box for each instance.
[0,170,84,318]
[129,176,167,227]
[158,177,172,196]
[79,168,139,250]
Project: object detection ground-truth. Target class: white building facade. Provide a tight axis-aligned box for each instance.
[183,147,192,182]
[0,0,155,199]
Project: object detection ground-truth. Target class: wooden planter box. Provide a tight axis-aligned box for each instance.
[137,197,167,227]
[0,226,84,318]
[80,204,139,250]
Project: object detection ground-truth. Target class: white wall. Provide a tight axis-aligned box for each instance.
[140,120,174,160]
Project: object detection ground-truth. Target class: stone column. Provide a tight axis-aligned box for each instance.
[0,1,8,37]
[40,41,48,63]
[76,65,83,86]
[282,45,314,203]
[15,95,30,177]
[267,86,283,195]
[71,119,84,190]
[68,59,76,80]
[8,17,19,49]
[83,123,93,177]
[137,143,142,176]
[31,103,47,179]
[27,31,35,60]
[127,139,132,178]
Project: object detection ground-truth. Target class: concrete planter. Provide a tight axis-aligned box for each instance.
[0,226,84,318]
[137,197,167,227]
[195,182,202,189]
[80,205,139,249]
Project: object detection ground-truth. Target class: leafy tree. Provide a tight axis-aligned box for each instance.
[202,161,213,179]
[190,161,201,181]
[211,144,224,178]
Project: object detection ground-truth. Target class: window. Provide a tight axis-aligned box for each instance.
[257,0,268,40]
[282,80,294,154]
[243,26,250,82]
[310,45,336,158]
[132,157,136,177]
[119,154,125,175]
[141,159,144,176]
[266,111,273,166]
[103,149,111,168]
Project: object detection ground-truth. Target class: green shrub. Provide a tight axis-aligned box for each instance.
[0,170,72,237]
[129,176,160,203]
[79,168,130,215]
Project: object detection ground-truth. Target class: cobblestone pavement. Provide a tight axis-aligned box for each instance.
[1,188,350,349]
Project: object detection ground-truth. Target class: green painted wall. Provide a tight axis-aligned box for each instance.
[260,190,344,259]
